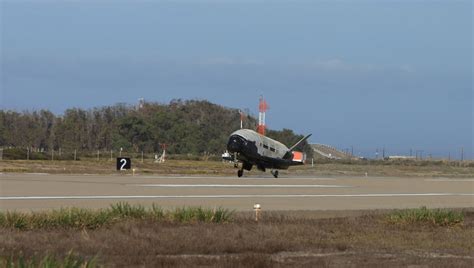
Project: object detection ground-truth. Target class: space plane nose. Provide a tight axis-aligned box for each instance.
[227,135,244,153]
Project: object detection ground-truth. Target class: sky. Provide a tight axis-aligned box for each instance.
[0,0,472,159]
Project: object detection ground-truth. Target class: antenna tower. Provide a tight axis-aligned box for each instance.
[239,110,245,129]
[257,95,268,135]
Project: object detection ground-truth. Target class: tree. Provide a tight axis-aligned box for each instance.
[0,100,311,156]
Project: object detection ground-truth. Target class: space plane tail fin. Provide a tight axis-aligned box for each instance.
[288,134,312,152]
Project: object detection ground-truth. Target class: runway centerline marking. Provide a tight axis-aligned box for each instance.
[135,176,337,181]
[424,179,474,182]
[134,184,350,188]
[1,193,473,201]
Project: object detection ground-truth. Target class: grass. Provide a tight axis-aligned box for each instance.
[0,203,234,230]
[171,206,234,223]
[1,251,97,268]
[386,206,464,226]
[1,158,473,177]
[1,208,472,267]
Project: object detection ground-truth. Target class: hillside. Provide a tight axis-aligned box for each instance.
[0,99,312,157]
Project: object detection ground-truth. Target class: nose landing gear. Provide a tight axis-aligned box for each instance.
[233,152,238,168]
[271,170,279,178]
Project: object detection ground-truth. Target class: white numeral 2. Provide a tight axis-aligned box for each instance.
[120,159,127,170]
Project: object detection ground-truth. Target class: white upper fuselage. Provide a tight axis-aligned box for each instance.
[230,129,289,159]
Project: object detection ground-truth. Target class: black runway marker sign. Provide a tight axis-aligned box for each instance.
[117,157,131,170]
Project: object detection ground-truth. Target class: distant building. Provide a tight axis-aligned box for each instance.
[137,98,145,110]
[387,156,416,160]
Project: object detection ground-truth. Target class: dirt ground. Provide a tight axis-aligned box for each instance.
[1,210,473,267]
[1,159,473,178]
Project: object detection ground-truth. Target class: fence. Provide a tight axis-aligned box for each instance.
[0,147,221,162]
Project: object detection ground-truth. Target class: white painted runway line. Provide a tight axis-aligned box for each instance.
[424,179,474,182]
[134,184,350,188]
[1,193,473,201]
[136,176,337,180]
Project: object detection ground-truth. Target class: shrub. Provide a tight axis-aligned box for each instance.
[110,202,147,219]
[386,206,464,227]
[1,251,97,268]
[2,148,27,160]
[170,207,234,223]
[0,203,234,230]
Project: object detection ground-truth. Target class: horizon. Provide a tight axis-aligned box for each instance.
[1,0,472,159]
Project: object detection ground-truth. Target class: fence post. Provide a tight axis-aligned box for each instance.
[74,149,77,161]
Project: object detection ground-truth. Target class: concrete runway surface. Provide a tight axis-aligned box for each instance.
[0,173,473,211]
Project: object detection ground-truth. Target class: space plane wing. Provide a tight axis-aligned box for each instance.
[288,134,312,152]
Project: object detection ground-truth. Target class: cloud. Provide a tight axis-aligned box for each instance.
[310,59,379,72]
[400,64,415,73]
[199,57,264,66]
[313,59,352,71]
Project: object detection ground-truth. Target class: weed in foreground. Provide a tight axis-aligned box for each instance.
[386,206,464,226]
[0,203,234,230]
[1,251,97,268]
[171,207,234,223]
[110,202,147,219]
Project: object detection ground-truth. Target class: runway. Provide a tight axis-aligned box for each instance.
[0,173,473,211]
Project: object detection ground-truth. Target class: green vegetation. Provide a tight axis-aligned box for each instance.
[386,206,464,226]
[0,203,234,230]
[0,100,312,158]
[1,251,97,268]
[171,206,234,223]
[1,209,472,267]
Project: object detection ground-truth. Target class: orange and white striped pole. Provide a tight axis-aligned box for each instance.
[257,95,268,136]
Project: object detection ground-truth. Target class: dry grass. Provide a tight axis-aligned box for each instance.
[1,209,473,267]
[0,203,234,230]
[293,160,474,178]
[0,159,233,175]
[1,159,474,178]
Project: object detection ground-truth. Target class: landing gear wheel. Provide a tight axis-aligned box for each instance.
[233,152,238,168]
[237,169,243,177]
[271,170,279,178]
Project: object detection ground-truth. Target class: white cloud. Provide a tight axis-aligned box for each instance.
[310,59,381,72]
[313,59,352,71]
[400,64,415,73]
[199,57,264,66]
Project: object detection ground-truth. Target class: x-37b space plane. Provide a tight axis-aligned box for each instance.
[224,129,312,178]
[223,96,311,178]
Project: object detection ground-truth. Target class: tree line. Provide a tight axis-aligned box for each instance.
[0,99,312,157]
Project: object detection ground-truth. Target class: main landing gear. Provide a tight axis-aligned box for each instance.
[271,170,279,178]
[236,162,252,178]
[237,168,278,178]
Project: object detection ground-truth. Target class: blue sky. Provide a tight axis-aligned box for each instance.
[1,0,472,159]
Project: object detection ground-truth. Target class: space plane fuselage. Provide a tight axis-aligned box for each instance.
[226,129,309,175]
